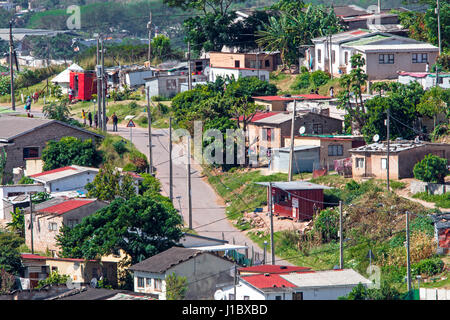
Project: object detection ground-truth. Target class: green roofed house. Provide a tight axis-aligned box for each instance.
[308,29,439,80]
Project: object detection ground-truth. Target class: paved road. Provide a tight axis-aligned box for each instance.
[112,124,293,266]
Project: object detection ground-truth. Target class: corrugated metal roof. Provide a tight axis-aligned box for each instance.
[253,112,292,124]
[242,273,297,289]
[256,181,332,190]
[350,43,439,52]
[30,165,99,183]
[239,265,312,274]
[37,199,95,215]
[280,269,372,288]
[273,145,321,153]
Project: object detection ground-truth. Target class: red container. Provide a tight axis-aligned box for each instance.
[70,71,98,101]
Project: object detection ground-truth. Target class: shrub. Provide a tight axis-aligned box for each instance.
[412,258,444,277]
[413,154,449,183]
[291,72,311,90]
[112,140,128,156]
[36,271,70,289]
[122,163,137,172]
[18,176,34,184]
[313,208,339,242]
[310,70,330,88]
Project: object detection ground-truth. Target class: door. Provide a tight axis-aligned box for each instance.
[29,272,39,288]
[293,292,303,300]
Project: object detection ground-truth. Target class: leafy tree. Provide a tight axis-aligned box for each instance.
[413,154,449,184]
[424,1,450,49]
[271,0,305,15]
[35,271,70,289]
[164,0,243,15]
[310,70,330,88]
[42,100,72,123]
[225,76,278,100]
[0,231,24,275]
[41,136,103,171]
[23,33,84,61]
[6,208,24,237]
[151,35,174,63]
[140,173,162,197]
[56,195,184,265]
[398,11,429,43]
[166,273,188,300]
[313,208,339,242]
[417,86,449,131]
[0,268,16,294]
[340,281,400,300]
[18,176,34,184]
[85,163,136,201]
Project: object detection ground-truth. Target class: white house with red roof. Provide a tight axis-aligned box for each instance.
[218,268,371,300]
[209,66,270,83]
[24,197,108,255]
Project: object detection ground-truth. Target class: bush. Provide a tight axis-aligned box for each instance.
[412,258,444,277]
[313,208,339,242]
[112,140,128,156]
[18,176,34,184]
[310,70,330,88]
[290,72,310,90]
[413,154,449,183]
[122,163,137,172]
[36,271,70,289]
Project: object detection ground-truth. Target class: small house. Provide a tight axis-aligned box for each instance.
[51,63,84,94]
[209,66,270,82]
[268,145,320,174]
[256,181,332,221]
[145,73,207,99]
[69,70,97,101]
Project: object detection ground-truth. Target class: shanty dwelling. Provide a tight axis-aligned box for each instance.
[120,67,153,89]
[432,214,450,255]
[0,183,45,226]
[398,71,450,90]
[129,247,236,300]
[69,70,97,101]
[349,141,450,180]
[29,165,99,193]
[256,181,332,221]
[145,73,207,99]
[268,145,320,174]
[209,51,282,72]
[219,268,372,300]
[284,134,366,170]
[51,63,84,94]
[21,254,117,289]
[24,198,108,255]
[209,66,270,82]
[0,116,103,184]
[252,94,333,112]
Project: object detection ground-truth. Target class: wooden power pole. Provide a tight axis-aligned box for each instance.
[9,21,15,111]
[146,87,153,175]
[187,135,192,230]
[169,117,173,202]
[288,101,296,181]
[96,35,102,130]
[269,182,275,265]
[147,11,152,64]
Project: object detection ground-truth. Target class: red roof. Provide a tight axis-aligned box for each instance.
[350,30,369,35]
[237,112,281,122]
[252,94,331,101]
[252,96,295,101]
[211,66,261,71]
[239,265,312,274]
[298,94,331,100]
[242,273,296,289]
[398,71,429,78]
[38,199,94,215]
[21,254,96,262]
[30,166,77,178]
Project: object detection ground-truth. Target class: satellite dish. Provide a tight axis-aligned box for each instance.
[299,126,306,135]
[90,277,98,288]
[214,289,224,300]
[373,134,380,142]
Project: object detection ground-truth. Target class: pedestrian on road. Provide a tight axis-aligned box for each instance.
[25,96,32,117]
[88,111,92,127]
[81,109,86,126]
[112,113,118,132]
[68,88,74,104]
[94,113,98,129]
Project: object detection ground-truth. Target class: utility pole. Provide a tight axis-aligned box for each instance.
[146,87,153,175]
[288,100,296,181]
[9,21,15,111]
[329,33,333,79]
[147,11,152,64]
[406,211,412,292]
[169,117,173,202]
[386,107,390,192]
[96,35,102,131]
[46,39,50,95]
[187,41,192,91]
[233,264,237,300]
[187,135,192,230]
[339,201,343,269]
[101,38,106,131]
[29,194,34,254]
[257,48,260,80]
[437,0,441,55]
[268,182,275,265]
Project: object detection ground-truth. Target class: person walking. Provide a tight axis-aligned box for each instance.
[112,112,118,132]
[94,113,98,129]
[81,109,87,126]
[25,96,32,117]
[88,111,92,127]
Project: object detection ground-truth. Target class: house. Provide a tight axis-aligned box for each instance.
[209,66,270,82]
[0,183,45,225]
[0,116,103,183]
[349,140,450,180]
[309,29,439,80]
[24,198,108,254]
[70,70,97,101]
[284,134,366,169]
[129,246,236,300]
[252,94,333,112]
[268,145,320,174]
[256,181,332,221]
[218,268,372,300]
[398,71,450,90]
[51,63,84,94]
[145,73,207,99]
[209,51,282,72]
[246,111,343,156]
[119,66,153,89]
[28,165,99,193]
[21,254,117,289]
[432,214,450,255]
[238,265,312,276]
[56,287,158,300]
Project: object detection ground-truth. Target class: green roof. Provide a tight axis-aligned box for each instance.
[344,35,389,46]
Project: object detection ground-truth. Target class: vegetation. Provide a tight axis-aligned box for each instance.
[35,271,70,289]
[41,136,103,171]
[6,208,25,237]
[165,273,188,300]
[0,231,24,275]
[413,192,450,209]
[413,154,449,184]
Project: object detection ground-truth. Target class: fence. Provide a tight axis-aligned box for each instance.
[419,288,450,300]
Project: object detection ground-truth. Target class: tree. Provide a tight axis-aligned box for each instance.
[224,76,278,100]
[424,1,450,49]
[166,273,188,300]
[6,208,24,237]
[0,268,16,294]
[151,35,173,63]
[42,100,72,123]
[41,136,103,171]
[85,163,136,201]
[338,54,369,133]
[0,231,24,275]
[340,281,400,300]
[140,173,162,197]
[417,86,449,131]
[413,154,449,184]
[56,195,183,266]
[164,0,243,15]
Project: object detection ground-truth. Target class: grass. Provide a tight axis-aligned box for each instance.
[413,192,450,208]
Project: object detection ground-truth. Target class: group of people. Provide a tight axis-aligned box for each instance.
[81,109,119,131]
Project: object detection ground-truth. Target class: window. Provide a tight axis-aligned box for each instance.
[260,75,266,81]
[328,145,343,157]
[51,266,58,272]
[48,222,58,231]
[154,278,162,291]
[166,79,177,91]
[355,157,365,168]
[23,147,39,159]
[243,296,249,300]
[234,60,240,68]
[381,158,387,170]
[265,60,270,68]
[313,124,323,134]
[137,277,145,288]
[275,296,282,300]
[228,293,235,300]
[317,49,322,63]
[146,278,152,287]
[66,219,78,228]
[264,128,273,142]
[379,54,394,64]
[412,53,428,63]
